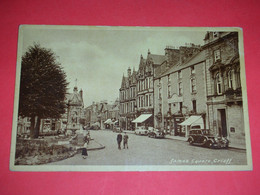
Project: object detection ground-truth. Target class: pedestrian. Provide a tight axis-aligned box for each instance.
[117,133,123,150]
[82,142,88,159]
[123,132,129,149]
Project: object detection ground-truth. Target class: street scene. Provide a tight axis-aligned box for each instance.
[49,130,247,165]
[11,26,251,170]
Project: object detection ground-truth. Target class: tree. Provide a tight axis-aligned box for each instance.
[19,44,68,138]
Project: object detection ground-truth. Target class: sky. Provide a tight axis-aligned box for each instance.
[21,26,206,107]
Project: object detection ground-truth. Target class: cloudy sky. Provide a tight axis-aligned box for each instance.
[20,26,206,106]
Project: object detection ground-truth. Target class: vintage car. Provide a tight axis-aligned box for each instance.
[187,129,229,148]
[148,129,165,138]
[135,126,149,135]
[113,126,122,133]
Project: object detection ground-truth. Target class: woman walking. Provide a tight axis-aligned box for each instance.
[82,142,88,159]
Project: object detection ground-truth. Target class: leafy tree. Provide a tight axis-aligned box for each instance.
[19,44,68,138]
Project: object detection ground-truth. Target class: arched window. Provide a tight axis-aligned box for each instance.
[227,70,233,89]
[216,73,222,95]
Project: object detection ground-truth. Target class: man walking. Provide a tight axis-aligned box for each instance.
[117,132,122,150]
[123,132,129,149]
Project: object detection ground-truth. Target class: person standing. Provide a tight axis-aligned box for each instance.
[82,142,88,159]
[117,133,123,150]
[123,132,129,149]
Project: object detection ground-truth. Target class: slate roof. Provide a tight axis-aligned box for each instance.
[156,50,206,79]
[148,54,166,65]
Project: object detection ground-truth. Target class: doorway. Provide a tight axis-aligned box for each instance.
[217,109,227,137]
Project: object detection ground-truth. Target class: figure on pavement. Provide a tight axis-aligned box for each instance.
[117,132,123,150]
[123,132,129,149]
[82,142,88,159]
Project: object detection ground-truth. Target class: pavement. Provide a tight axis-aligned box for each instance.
[123,130,246,150]
[86,139,105,151]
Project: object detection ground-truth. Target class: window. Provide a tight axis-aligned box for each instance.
[149,94,152,107]
[179,102,183,113]
[214,49,221,62]
[190,78,196,93]
[139,97,141,107]
[168,85,171,98]
[191,66,195,74]
[168,103,171,112]
[228,70,233,89]
[159,104,162,113]
[158,79,162,99]
[159,88,162,99]
[178,70,182,79]
[213,32,219,38]
[178,82,183,95]
[236,69,241,88]
[192,100,197,113]
[216,73,222,94]
[146,95,148,107]
[168,75,171,83]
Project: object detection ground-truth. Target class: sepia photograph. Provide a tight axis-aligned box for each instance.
[10,25,252,171]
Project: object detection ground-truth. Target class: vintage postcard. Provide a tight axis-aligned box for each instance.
[10,25,252,171]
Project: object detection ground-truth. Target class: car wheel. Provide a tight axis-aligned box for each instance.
[207,140,213,148]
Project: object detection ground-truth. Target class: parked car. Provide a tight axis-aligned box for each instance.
[113,126,122,133]
[148,129,165,138]
[188,129,229,148]
[135,126,149,135]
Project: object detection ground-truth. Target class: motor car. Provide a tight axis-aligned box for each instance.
[113,126,122,133]
[188,129,229,148]
[148,129,165,138]
[135,126,148,135]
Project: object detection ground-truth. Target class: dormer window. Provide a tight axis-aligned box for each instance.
[213,32,219,38]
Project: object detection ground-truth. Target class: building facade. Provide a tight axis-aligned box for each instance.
[119,67,137,130]
[204,31,244,147]
[85,99,119,130]
[135,50,166,128]
[154,46,206,137]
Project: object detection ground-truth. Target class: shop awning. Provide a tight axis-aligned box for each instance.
[112,120,118,125]
[132,114,152,123]
[179,116,203,126]
[104,119,112,124]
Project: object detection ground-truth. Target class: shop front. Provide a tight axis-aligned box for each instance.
[132,114,153,129]
[179,115,204,137]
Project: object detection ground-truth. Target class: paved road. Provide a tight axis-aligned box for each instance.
[49,130,247,165]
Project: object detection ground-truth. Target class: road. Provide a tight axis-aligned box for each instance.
[48,130,247,165]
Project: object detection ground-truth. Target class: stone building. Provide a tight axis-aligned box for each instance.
[85,100,119,130]
[133,50,166,128]
[154,45,206,137]
[119,67,137,130]
[203,31,244,147]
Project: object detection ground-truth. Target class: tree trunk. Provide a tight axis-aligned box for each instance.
[30,116,36,138]
[34,116,41,138]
